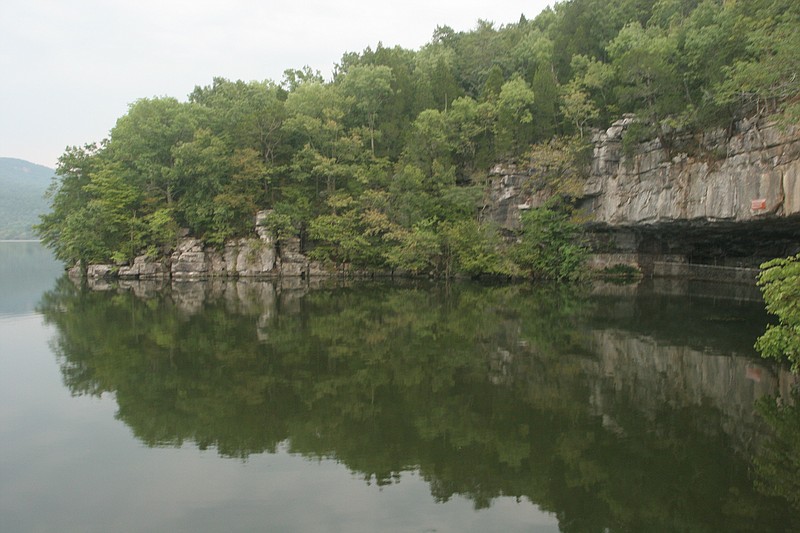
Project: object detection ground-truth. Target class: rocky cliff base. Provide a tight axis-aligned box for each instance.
[76,212,329,281]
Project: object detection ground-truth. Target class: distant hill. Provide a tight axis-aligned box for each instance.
[0,158,55,239]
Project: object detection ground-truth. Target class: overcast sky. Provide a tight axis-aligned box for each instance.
[1,0,554,168]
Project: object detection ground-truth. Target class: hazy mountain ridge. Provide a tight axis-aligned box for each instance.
[0,157,54,239]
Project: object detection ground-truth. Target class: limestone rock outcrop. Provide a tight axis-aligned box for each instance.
[118,255,169,279]
[581,116,800,226]
[169,233,281,280]
[86,264,114,279]
[170,238,209,279]
[486,116,800,230]
[86,210,312,280]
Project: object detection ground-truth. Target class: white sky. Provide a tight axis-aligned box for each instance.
[0,0,554,168]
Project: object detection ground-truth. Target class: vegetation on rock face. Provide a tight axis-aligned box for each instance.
[756,253,800,372]
[513,198,588,281]
[36,0,800,278]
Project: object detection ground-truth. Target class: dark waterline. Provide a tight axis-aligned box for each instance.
[1,242,798,532]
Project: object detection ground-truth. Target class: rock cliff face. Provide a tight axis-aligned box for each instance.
[582,115,800,225]
[83,210,328,280]
[487,115,800,268]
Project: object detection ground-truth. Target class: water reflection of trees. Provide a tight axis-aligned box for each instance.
[38,277,798,531]
[754,390,800,513]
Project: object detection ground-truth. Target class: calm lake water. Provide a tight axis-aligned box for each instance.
[1,241,799,532]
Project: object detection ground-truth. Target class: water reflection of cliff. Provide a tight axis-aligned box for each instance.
[39,277,799,531]
[590,280,796,455]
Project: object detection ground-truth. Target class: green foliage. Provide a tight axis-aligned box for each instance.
[338,64,394,155]
[598,263,641,280]
[83,164,145,263]
[755,254,800,372]
[560,80,598,140]
[525,135,592,197]
[621,120,653,162]
[37,143,106,263]
[495,76,537,156]
[530,64,559,140]
[512,198,588,281]
[607,22,682,124]
[36,0,799,271]
[563,54,615,134]
[713,0,800,119]
[385,219,441,274]
[143,207,179,257]
[404,109,454,174]
[189,78,287,164]
[308,193,380,269]
[440,218,513,278]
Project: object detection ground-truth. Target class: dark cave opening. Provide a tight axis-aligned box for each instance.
[588,215,800,269]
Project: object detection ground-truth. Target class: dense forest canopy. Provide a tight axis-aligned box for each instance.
[37,0,800,278]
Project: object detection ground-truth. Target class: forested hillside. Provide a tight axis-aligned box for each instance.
[0,158,53,239]
[38,0,799,278]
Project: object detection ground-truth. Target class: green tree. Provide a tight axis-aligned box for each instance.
[384,218,441,275]
[495,76,536,156]
[413,41,463,112]
[37,143,105,264]
[338,64,395,155]
[440,218,512,278]
[755,253,800,372]
[453,19,515,97]
[512,198,588,281]
[107,97,200,207]
[386,164,434,228]
[308,192,381,270]
[404,109,454,176]
[570,54,616,123]
[550,0,651,80]
[353,44,420,159]
[530,64,560,141]
[206,148,265,246]
[142,207,180,258]
[480,65,505,101]
[172,128,233,240]
[674,0,738,128]
[715,7,800,121]
[607,22,683,136]
[561,81,599,139]
[82,163,145,263]
[189,78,286,165]
[447,96,496,177]
[281,82,352,223]
[281,65,324,91]
[509,27,554,81]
